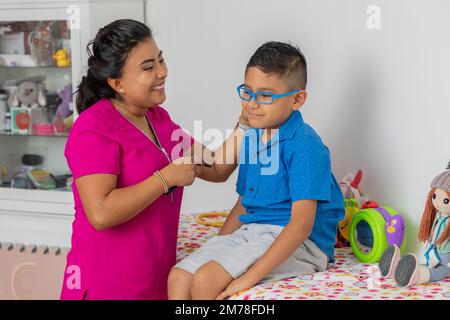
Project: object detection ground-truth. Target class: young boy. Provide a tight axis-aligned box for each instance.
[168,41,345,300]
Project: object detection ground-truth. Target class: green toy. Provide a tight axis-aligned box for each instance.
[349,206,407,263]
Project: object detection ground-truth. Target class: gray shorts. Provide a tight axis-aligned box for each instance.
[175,223,329,283]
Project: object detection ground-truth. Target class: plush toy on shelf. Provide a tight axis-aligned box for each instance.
[379,161,450,287]
[7,77,46,109]
[52,48,71,67]
[52,84,73,132]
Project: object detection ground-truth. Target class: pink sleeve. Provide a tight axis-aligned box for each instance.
[65,131,121,180]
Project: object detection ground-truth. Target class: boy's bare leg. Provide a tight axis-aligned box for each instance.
[191,261,234,300]
[168,267,194,300]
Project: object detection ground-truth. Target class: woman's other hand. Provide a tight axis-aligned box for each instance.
[161,156,201,187]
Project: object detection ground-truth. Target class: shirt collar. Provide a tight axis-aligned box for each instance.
[279,110,304,141]
[248,111,304,155]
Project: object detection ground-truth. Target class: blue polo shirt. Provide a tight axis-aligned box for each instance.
[236,111,344,261]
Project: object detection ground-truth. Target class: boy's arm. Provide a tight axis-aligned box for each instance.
[216,199,317,299]
[189,126,244,182]
[186,109,249,183]
[219,196,245,236]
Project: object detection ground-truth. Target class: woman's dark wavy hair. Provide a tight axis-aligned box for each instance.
[76,19,152,114]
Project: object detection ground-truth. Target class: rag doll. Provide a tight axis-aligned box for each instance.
[379,162,450,287]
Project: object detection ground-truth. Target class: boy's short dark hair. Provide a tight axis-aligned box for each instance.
[246,41,307,90]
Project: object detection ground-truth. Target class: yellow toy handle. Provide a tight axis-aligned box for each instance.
[195,211,229,227]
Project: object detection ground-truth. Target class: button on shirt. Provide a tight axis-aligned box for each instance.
[236,111,345,261]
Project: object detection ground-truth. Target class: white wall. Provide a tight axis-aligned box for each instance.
[147,0,450,253]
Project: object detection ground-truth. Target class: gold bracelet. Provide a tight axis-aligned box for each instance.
[153,170,169,193]
[155,171,169,193]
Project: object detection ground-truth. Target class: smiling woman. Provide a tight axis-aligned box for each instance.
[76,20,167,114]
[60,19,249,300]
[107,40,168,112]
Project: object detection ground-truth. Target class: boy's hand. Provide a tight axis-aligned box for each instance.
[216,275,256,300]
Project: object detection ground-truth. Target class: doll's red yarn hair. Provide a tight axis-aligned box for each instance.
[418,188,450,246]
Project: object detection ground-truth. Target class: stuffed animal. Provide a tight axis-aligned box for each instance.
[339,170,365,205]
[379,161,450,287]
[52,48,71,67]
[52,84,72,124]
[8,79,46,109]
[336,170,365,247]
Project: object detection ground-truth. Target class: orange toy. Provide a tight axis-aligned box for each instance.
[195,211,229,227]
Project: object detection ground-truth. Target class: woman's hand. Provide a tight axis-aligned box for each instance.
[160,156,201,187]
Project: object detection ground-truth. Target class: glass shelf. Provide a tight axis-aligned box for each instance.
[0,130,68,138]
[0,65,71,69]
[0,183,72,192]
[0,54,71,69]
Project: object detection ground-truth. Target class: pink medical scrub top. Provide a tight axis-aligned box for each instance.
[60,98,193,300]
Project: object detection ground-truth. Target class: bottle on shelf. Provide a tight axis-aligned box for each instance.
[5,112,11,132]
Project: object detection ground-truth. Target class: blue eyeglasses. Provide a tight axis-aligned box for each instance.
[236,84,301,105]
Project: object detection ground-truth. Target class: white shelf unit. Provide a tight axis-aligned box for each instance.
[0,0,146,248]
